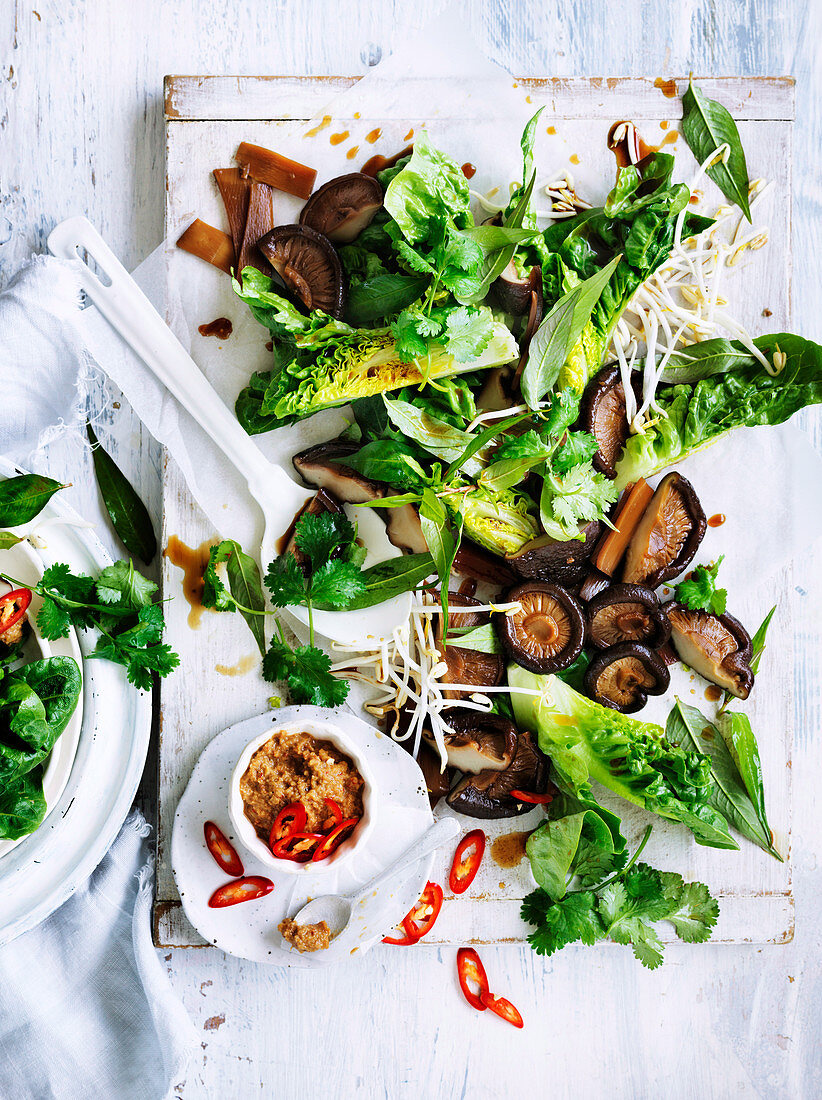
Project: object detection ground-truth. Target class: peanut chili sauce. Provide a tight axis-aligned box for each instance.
[164,536,218,629]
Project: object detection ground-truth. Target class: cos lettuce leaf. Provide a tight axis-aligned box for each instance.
[451,482,540,556]
[509,666,736,849]
[615,332,822,487]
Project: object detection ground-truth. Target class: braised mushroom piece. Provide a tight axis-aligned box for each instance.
[579,364,637,479]
[666,603,754,699]
[435,594,504,700]
[584,642,670,713]
[447,730,550,819]
[424,710,518,775]
[506,521,602,588]
[497,582,585,674]
[491,259,534,315]
[622,472,706,589]
[257,224,346,318]
[299,173,383,244]
[586,583,671,650]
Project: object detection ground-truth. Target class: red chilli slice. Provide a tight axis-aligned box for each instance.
[402,881,443,942]
[203,821,244,878]
[449,829,486,895]
[457,947,490,1011]
[0,588,32,636]
[321,797,344,832]
[269,802,307,851]
[272,832,324,863]
[480,990,525,1028]
[311,817,359,862]
[509,789,554,805]
[207,876,274,908]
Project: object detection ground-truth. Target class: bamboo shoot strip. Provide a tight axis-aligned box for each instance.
[213,167,251,256]
[237,181,275,278]
[176,219,234,274]
[235,141,317,200]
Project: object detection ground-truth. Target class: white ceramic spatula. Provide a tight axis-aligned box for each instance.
[47,216,412,645]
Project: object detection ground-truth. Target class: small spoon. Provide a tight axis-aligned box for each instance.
[287,816,460,941]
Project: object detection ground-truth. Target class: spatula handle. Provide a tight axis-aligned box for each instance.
[48,216,287,502]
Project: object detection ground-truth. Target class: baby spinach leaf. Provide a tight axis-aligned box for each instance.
[682,79,751,220]
[345,273,428,326]
[0,769,47,840]
[0,657,82,785]
[0,474,64,528]
[87,424,157,564]
[666,699,779,858]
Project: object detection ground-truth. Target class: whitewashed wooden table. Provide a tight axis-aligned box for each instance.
[2,1,821,1097]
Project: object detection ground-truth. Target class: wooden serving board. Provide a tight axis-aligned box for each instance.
[157,75,795,949]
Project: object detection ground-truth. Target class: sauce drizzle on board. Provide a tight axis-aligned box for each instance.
[708,513,726,527]
[705,685,722,702]
[164,536,216,629]
[654,77,678,99]
[491,831,529,869]
[461,162,476,179]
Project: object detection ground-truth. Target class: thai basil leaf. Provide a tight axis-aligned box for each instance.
[749,604,777,675]
[344,441,429,491]
[87,424,157,564]
[0,768,47,840]
[0,474,64,528]
[418,488,462,637]
[666,700,779,858]
[718,711,781,861]
[521,254,622,407]
[345,273,428,326]
[442,412,534,481]
[314,552,435,611]
[682,79,751,220]
[351,394,392,439]
[460,226,537,252]
[0,533,22,550]
[463,174,538,304]
[383,397,483,475]
[225,544,267,657]
[660,338,756,384]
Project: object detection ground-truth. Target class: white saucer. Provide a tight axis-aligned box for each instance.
[171,705,434,967]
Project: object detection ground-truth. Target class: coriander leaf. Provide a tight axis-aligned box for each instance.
[657,871,719,943]
[294,511,357,574]
[308,560,367,608]
[598,864,670,969]
[394,239,435,275]
[443,306,495,362]
[202,542,238,612]
[95,560,157,608]
[552,431,599,474]
[39,564,95,605]
[262,638,348,707]
[36,597,72,640]
[264,554,308,608]
[674,556,726,616]
[521,889,603,956]
[391,309,430,361]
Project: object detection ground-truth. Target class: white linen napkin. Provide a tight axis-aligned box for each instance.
[0,257,198,1099]
[0,812,197,1100]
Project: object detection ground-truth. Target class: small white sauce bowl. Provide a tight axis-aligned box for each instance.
[228,717,377,876]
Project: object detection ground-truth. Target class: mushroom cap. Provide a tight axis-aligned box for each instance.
[446,730,550,819]
[426,709,518,775]
[491,259,534,315]
[435,594,505,700]
[579,364,640,479]
[622,471,707,588]
[586,582,671,650]
[498,582,585,674]
[299,173,383,244]
[583,642,670,713]
[506,521,602,588]
[666,602,754,699]
[293,439,383,503]
[257,224,346,318]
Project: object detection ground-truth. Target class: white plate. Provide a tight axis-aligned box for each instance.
[0,539,84,859]
[0,458,153,946]
[171,706,435,967]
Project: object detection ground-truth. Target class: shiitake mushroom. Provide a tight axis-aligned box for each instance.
[446,730,550,819]
[257,224,346,317]
[506,521,602,589]
[299,173,383,244]
[579,364,638,479]
[424,709,518,775]
[583,642,670,713]
[622,471,706,589]
[435,594,504,700]
[586,583,671,650]
[666,602,754,699]
[497,582,585,674]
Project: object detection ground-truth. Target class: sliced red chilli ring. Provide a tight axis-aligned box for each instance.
[449,829,486,895]
[311,817,359,862]
[480,990,525,1028]
[207,876,274,908]
[402,881,443,942]
[321,797,344,832]
[457,947,489,1011]
[269,802,307,850]
[509,789,554,805]
[0,588,32,635]
[271,832,324,862]
[203,820,244,878]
